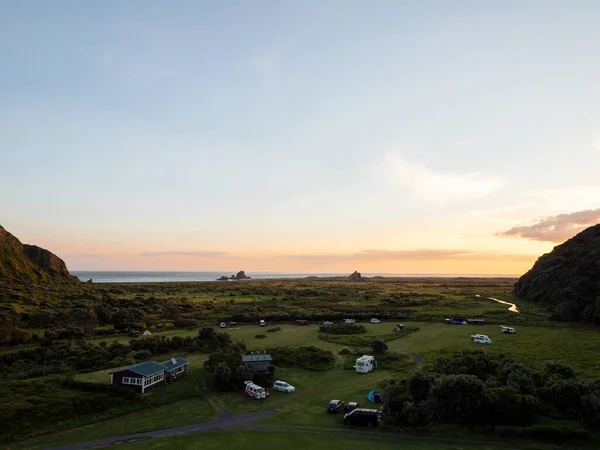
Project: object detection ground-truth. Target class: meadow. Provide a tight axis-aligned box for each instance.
[3,277,599,449]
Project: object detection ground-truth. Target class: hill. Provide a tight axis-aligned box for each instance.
[514,224,600,323]
[0,225,78,284]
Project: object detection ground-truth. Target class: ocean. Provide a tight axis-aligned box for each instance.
[71,271,515,283]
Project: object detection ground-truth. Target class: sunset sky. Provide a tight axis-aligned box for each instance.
[2,1,600,275]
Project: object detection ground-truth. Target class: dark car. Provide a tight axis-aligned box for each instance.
[343,402,360,414]
[343,408,381,426]
[327,399,345,413]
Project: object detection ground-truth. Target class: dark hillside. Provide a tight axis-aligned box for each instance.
[514,224,600,323]
[0,225,78,284]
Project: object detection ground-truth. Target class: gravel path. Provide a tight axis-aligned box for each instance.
[42,410,277,450]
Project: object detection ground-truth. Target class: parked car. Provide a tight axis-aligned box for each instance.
[370,318,381,324]
[327,399,345,413]
[273,380,295,393]
[344,401,360,413]
[219,322,226,328]
[259,319,266,327]
[344,319,356,324]
[322,321,333,326]
[343,408,381,426]
[501,326,516,334]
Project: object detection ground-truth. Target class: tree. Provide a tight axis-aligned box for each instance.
[370,340,388,353]
[213,362,233,391]
[406,370,435,402]
[544,361,576,380]
[431,374,485,424]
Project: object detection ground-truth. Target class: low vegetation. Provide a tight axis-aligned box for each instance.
[319,323,366,334]
[382,350,600,442]
[267,346,336,372]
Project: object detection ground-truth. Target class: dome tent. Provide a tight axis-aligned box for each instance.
[366,390,382,403]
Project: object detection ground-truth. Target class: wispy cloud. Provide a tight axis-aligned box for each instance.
[382,151,506,202]
[141,251,234,258]
[497,208,600,243]
[278,249,533,262]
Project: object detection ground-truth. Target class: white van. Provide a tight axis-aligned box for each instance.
[471,334,492,344]
[259,319,266,327]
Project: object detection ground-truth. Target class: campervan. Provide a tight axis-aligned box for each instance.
[471,334,492,344]
[501,326,516,334]
[244,381,268,400]
[355,355,376,373]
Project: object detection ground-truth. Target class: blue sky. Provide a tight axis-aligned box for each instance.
[1,1,600,274]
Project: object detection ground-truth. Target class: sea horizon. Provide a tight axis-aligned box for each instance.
[72,270,519,283]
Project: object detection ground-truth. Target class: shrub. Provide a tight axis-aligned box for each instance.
[339,348,351,355]
[254,334,267,339]
[266,327,281,333]
[267,346,335,371]
[319,323,366,334]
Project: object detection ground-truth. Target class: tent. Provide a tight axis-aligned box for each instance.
[366,390,383,403]
[142,330,152,336]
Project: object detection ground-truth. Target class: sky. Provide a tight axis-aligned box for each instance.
[1,0,600,275]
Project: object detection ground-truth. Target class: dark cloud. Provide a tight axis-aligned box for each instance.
[498,209,600,243]
[140,251,233,258]
[277,249,533,262]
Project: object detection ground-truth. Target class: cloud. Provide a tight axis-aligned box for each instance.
[278,249,533,262]
[140,251,234,258]
[497,208,600,243]
[382,151,506,202]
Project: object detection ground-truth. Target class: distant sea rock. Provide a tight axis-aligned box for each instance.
[216,270,252,281]
[514,224,600,323]
[347,271,365,282]
[0,224,78,284]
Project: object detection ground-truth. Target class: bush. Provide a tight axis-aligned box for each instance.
[266,327,281,333]
[254,334,267,339]
[319,323,366,334]
[267,346,335,371]
[339,348,351,355]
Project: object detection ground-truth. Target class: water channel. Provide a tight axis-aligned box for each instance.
[475,294,519,313]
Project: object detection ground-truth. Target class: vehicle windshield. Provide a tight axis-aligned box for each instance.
[280,382,289,387]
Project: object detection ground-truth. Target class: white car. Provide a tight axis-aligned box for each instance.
[501,326,516,334]
[259,319,266,327]
[370,318,381,324]
[273,380,295,393]
[322,321,333,326]
[344,319,356,324]
[219,322,226,328]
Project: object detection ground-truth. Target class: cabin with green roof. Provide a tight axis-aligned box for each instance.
[109,357,189,393]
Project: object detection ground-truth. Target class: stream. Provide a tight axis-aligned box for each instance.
[475,294,519,313]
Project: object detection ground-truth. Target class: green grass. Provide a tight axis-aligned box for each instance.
[384,322,600,378]
[97,430,573,450]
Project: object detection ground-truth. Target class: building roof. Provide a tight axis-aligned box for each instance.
[242,353,272,362]
[126,361,168,377]
[161,357,189,371]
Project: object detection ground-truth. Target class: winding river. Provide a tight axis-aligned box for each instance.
[475,294,519,313]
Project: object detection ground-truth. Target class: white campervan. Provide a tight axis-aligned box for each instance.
[471,334,492,344]
[355,355,376,373]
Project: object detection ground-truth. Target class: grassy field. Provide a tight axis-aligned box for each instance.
[20,316,600,449]
[101,430,568,450]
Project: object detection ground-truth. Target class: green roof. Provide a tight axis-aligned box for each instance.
[126,361,167,377]
[161,357,189,371]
